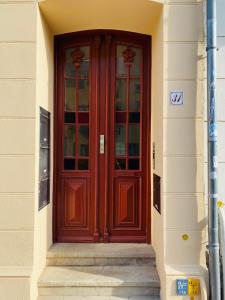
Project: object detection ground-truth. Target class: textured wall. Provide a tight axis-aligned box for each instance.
[0,0,37,299]
[163,0,207,299]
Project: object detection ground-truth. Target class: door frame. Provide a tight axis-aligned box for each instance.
[53,30,151,243]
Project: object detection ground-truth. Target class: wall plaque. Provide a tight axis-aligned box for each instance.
[170,91,184,105]
[176,279,188,295]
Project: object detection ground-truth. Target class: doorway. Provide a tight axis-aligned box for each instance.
[54,30,151,242]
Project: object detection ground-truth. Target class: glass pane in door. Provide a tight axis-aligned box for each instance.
[78,80,89,111]
[114,44,142,170]
[64,46,90,170]
[129,80,140,111]
[78,125,89,157]
[65,79,76,111]
[116,79,126,111]
[64,124,75,157]
[115,125,126,156]
[128,124,140,156]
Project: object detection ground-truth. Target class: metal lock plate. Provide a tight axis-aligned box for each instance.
[100,135,105,154]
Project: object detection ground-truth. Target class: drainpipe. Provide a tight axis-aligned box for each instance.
[207,0,221,299]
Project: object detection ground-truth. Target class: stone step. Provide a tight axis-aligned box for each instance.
[38,296,160,300]
[47,243,156,266]
[38,265,160,297]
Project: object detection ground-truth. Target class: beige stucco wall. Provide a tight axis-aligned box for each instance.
[163,1,207,298]
[3,0,225,299]
[0,0,37,299]
[0,2,53,299]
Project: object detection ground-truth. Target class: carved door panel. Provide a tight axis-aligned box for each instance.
[54,31,150,243]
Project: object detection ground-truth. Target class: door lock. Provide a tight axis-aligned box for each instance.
[100,135,105,154]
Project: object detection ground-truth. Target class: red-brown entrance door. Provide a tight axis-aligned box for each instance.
[54,31,151,243]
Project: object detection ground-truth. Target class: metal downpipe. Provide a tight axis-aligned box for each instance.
[207,0,221,298]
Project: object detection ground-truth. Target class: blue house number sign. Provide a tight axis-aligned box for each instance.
[170,91,184,105]
[176,279,188,295]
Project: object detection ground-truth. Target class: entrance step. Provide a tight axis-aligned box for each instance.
[39,296,160,300]
[38,244,160,299]
[38,265,160,297]
[47,243,156,266]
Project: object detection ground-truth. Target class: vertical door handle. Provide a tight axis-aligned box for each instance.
[100,135,105,154]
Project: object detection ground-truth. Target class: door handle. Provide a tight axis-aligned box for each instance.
[100,135,105,154]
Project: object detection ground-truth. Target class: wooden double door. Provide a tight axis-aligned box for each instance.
[54,31,151,243]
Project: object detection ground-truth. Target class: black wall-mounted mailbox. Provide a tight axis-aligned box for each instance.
[153,173,161,214]
[39,107,50,210]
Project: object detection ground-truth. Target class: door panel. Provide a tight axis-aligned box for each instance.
[113,177,140,228]
[54,31,150,243]
[63,178,88,227]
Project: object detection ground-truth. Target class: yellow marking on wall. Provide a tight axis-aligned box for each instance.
[218,200,224,207]
[182,234,189,241]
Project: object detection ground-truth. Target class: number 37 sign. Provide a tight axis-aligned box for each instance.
[170,91,184,105]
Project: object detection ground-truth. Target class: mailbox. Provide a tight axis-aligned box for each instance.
[153,174,161,214]
[39,107,50,210]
